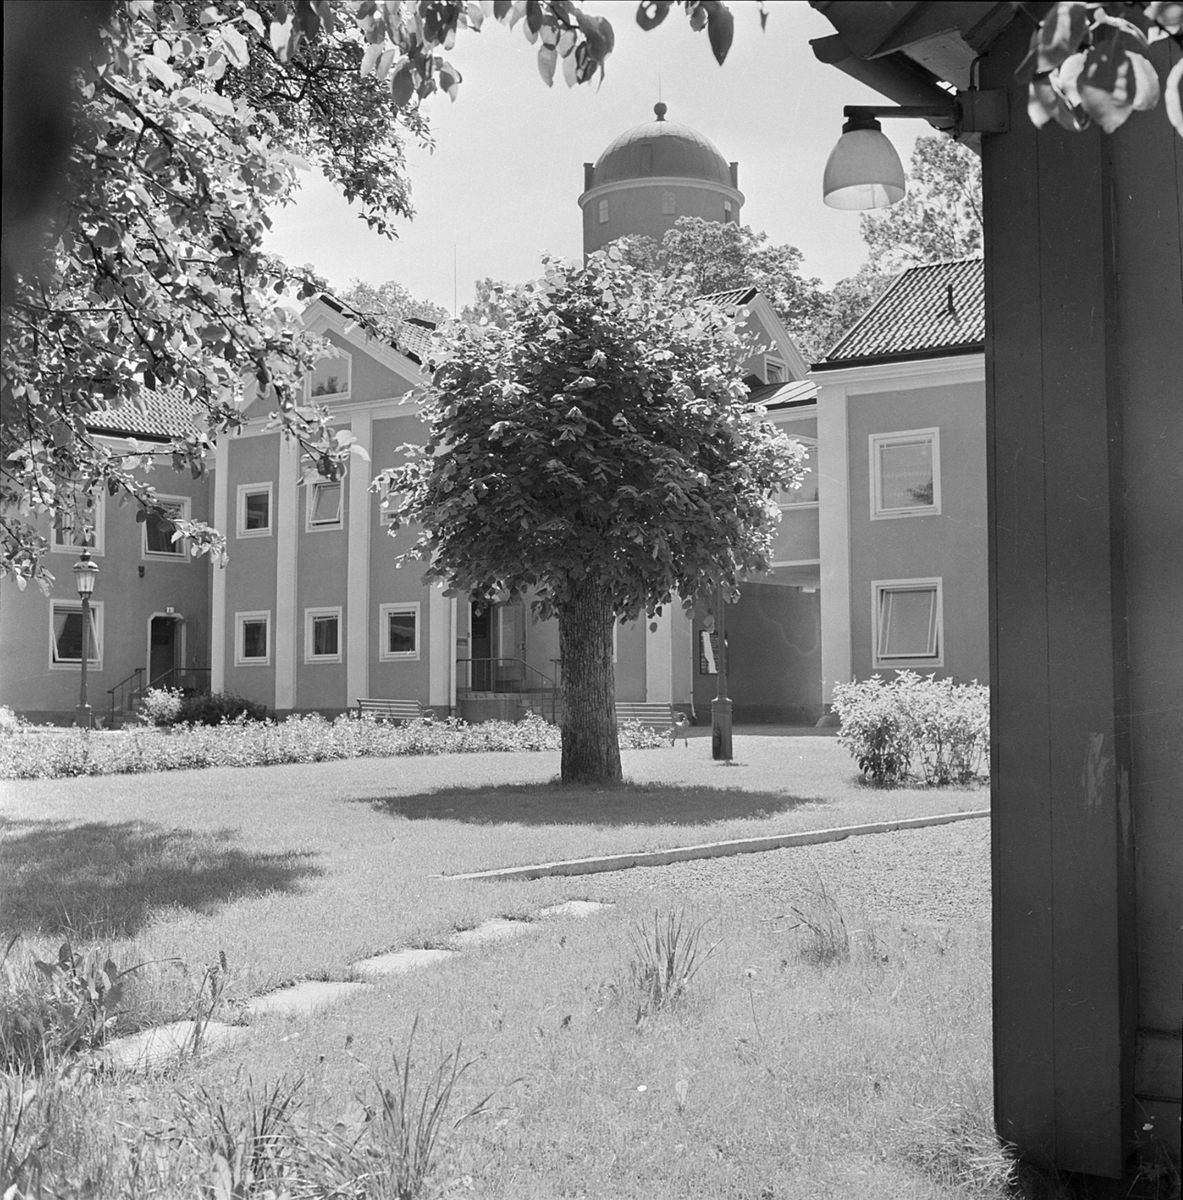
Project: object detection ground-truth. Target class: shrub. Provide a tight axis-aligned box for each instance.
[832,672,989,786]
[178,691,269,726]
[137,687,184,727]
[0,705,21,735]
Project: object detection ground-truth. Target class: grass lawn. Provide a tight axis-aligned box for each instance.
[1,736,985,1011]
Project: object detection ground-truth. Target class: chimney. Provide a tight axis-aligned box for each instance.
[730,162,739,189]
[584,163,595,192]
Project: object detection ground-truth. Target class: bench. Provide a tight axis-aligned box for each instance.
[355,698,433,723]
[614,702,691,745]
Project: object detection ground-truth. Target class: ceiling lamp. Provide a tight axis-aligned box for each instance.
[823,94,1008,211]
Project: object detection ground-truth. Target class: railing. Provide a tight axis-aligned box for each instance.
[105,666,211,727]
[455,658,558,724]
[106,667,144,728]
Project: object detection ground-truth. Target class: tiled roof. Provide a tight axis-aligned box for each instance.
[749,378,818,409]
[86,383,202,441]
[820,258,984,366]
[703,286,759,308]
[320,294,437,365]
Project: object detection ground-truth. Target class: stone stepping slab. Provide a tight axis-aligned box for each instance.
[247,979,372,1016]
[350,947,456,979]
[95,1019,249,1072]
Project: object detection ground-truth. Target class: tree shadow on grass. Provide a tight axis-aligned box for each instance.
[0,819,322,940]
[367,781,830,828]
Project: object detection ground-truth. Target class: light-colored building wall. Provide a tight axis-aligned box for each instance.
[582,178,741,255]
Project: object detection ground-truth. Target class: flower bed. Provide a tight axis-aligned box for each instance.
[0,712,668,779]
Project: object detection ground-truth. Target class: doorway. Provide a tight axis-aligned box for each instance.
[149,615,181,687]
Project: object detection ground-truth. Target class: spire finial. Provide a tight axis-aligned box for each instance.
[654,101,667,121]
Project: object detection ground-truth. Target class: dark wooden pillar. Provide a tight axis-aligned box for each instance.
[979,20,1142,1181]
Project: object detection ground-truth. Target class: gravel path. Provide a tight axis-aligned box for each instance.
[573,816,991,924]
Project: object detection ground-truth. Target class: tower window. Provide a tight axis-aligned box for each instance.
[598,198,608,224]
[724,201,734,223]
[661,191,675,215]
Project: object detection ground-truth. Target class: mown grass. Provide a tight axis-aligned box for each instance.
[1,738,986,1020]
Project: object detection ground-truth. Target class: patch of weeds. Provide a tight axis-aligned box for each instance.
[188,950,229,1056]
[1,1071,54,1197]
[169,1075,306,1198]
[903,1104,1018,1197]
[784,881,850,968]
[0,936,147,1072]
[625,909,717,1024]
[320,1017,500,1200]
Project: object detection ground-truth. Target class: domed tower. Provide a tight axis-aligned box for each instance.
[579,103,743,256]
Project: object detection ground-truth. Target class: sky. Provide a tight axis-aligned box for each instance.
[262,0,924,315]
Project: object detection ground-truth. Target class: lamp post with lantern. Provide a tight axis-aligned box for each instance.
[73,548,99,729]
[710,584,732,761]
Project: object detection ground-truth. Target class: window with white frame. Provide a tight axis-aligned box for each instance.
[52,489,104,555]
[237,483,272,537]
[379,602,420,661]
[778,438,819,506]
[236,610,271,665]
[873,579,943,668]
[304,607,342,663]
[306,478,343,530]
[307,351,351,400]
[49,600,103,669]
[765,358,785,383]
[143,496,189,558]
[870,429,940,519]
[598,198,609,224]
[661,190,676,215]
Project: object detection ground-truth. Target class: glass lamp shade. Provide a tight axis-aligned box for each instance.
[73,548,99,595]
[822,127,906,210]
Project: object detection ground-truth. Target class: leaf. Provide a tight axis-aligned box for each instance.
[142,54,181,87]
[704,0,734,65]
[635,1,672,32]
[1147,1,1183,31]
[389,60,415,107]
[1016,2,1090,83]
[220,25,250,68]
[537,44,557,86]
[1165,56,1183,135]
[270,11,295,57]
[1078,38,1140,131]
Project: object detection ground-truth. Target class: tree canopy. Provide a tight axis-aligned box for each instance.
[377,250,804,780]
[337,279,450,330]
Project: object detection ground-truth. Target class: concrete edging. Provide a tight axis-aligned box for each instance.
[440,809,991,882]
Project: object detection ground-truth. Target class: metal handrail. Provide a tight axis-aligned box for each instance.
[106,667,144,727]
[455,657,558,723]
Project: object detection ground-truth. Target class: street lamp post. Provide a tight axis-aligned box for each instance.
[710,584,732,761]
[73,548,99,730]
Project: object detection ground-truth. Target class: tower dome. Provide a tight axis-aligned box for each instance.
[579,104,743,256]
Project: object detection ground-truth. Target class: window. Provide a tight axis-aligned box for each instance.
[870,429,940,519]
[598,198,609,224]
[661,190,676,215]
[379,602,420,661]
[143,496,189,558]
[305,607,342,663]
[49,601,102,669]
[237,483,272,538]
[724,201,734,223]
[306,479,343,530]
[52,489,104,556]
[235,610,271,665]
[778,439,819,506]
[765,358,785,383]
[307,351,351,400]
[873,579,943,668]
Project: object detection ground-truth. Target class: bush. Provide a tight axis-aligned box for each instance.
[178,691,269,726]
[0,706,21,735]
[832,672,989,786]
[137,687,184,727]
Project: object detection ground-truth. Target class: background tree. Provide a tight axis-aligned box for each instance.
[459,277,515,330]
[377,251,804,784]
[338,279,450,328]
[615,217,830,361]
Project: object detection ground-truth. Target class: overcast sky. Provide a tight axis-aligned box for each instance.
[263,0,923,314]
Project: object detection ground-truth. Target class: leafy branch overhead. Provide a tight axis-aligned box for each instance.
[1019,1,1183,135]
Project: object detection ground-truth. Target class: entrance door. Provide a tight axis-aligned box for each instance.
[149,616,179,687]
[470,603,492,691]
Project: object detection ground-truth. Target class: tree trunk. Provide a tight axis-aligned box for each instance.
[557,584,621,784]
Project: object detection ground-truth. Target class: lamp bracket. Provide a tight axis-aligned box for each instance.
[843,89,1008,136]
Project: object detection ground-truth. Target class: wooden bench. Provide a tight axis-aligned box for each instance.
[614,702,691,744]
[355,698,433,723]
